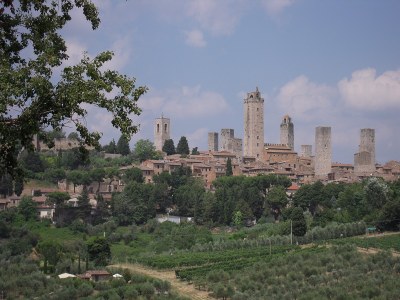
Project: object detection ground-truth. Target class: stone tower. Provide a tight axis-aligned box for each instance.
[300,145,312,158]
[354,128,376,173]
[315,126,332,177]
[154,116,170,151]
[280,115,294,150]
[244,87,264,159]
[208,132,219,152]
[220,129,235,152]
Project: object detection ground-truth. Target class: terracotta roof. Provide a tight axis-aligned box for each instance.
[287,184,300,191]
[86,270,110,276]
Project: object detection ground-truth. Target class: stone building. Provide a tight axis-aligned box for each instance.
[354,128,376,174]
[243,87,264,160]
[208,132,218,152]
[263,143,297,164]
[300,145,312,158]
[219,129,242,161]
[154,116,170,151]
[314,126,332,177]
[280,115,294,150]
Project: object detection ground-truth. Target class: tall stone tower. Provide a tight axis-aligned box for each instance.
[244,87,264,159]
[154,116,170,151]
[315,126,332,177]
[280,115,294,150]
[208,132,219,152]
[300,145,312,158]
[220,129,235,152]
[354,128,376,173]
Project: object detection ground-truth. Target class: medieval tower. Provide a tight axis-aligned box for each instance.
[208,132,219,152]
[315,126,332,177]
[300,145,312,158]
[154,116,170,151]
[280,115,294,150]
[244,87,264,159]
[354,128,376,173]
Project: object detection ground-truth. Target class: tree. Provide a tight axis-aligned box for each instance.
[123,167,144,184]
[18,196,38,221]
[19,150,45,174]
[266,186,288,221]
[225,157,233,176]
[46,191,70,208]
[162,139,176,155]
[191,147,200,155]
[289,207,307,236]
[103,139,117,154]
[176,136,190,156]
[87,237,111,266]
[37,240,62,274]
[133,139,159,162]
[116,135,131,156]
[90,168,106,193]
[0,0,147,179]
[44,168,66,184]
[67,131,80,141]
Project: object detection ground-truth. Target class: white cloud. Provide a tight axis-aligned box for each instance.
[184,127,209,148]
[65,39,88,66]
[101,35,133,72]
[338,68,400,111]
[184,29,207,47]
[276,75,336,121]
[261,0,296,16]
[185,0,246,36]
[141,85,229,118]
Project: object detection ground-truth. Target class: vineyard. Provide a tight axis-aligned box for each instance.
[134,245,298,280]
[331,233,400,252]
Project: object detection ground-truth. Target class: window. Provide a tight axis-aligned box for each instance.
[164,124,168,132]
[157,124,160,133]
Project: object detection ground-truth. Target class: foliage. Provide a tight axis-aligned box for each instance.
[176,136,190,156]
[87,237,111,266]
[191,147,200,155]
[162,138,176,155]
[123,167,144,184]
[0,0,147,179]
[18,196,38,221]
[103,139,117,154]
[133,139,160,162]
[46,191,70,208]
[265,185,288,221]
[112,182,156,225]
[225,157,233,176]
[37,240,63,273]
[116,134,131,156]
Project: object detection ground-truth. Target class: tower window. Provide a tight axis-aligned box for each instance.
[157,124,160,133]
[164,124,168,132]
[257,108,259,111]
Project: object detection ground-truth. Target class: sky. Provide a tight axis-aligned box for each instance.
[61,0,400,164]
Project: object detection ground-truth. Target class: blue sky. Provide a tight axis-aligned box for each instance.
[62,0,400,164]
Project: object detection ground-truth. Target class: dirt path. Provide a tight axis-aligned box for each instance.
[110,263,213,300]
[356,247,400,257]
